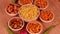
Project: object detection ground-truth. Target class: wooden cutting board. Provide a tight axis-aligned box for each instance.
[0,0,60,34]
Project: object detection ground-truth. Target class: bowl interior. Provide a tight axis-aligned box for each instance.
[8,17,24,31]
[26,21,43,34]
[39,9,55,23]
[19,4,40,22]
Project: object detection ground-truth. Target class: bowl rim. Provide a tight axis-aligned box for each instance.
[34,0,49,10]
[39,9,55,23]
[26,21,43,34]
[8,17,24,31]
[19,4,40,22]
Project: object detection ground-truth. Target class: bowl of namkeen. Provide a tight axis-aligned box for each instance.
[5,4,20,16]
[19,4,40,22]
[34,0,48,10]
[39,9,54,23]
[26,21,43,34]
[8,17,24,31]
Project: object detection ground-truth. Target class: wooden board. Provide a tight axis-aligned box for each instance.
[0,0,60,34]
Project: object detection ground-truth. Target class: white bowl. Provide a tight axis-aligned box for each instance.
[19,4,40,22]
[8,17,24,31]
[26,21,43,34]
[40,10,55,23]
[34,0,49,10]
[5,5,18,16]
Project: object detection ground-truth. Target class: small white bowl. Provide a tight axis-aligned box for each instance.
[8,17,24,31]
[19,4,40,22]
[40,10,55,23]
[18,0,33,5]
[26,21,43,34]
[5,5,18,16]
[34,0,49,10]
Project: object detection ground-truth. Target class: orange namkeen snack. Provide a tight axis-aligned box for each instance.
[40,9,53,21]
[9,18,23,29]
[7,4,20,14]
[27,21,41,33]
[19,0,33,5]
[34,0,47,8]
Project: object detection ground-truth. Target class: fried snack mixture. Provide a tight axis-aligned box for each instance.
[10,18,23,29]
[34,0,48,8]
[40,9,53,21]
[27,21,41,33]
[7,4,20,14]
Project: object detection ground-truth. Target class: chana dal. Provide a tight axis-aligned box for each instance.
[19,5,39,21]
